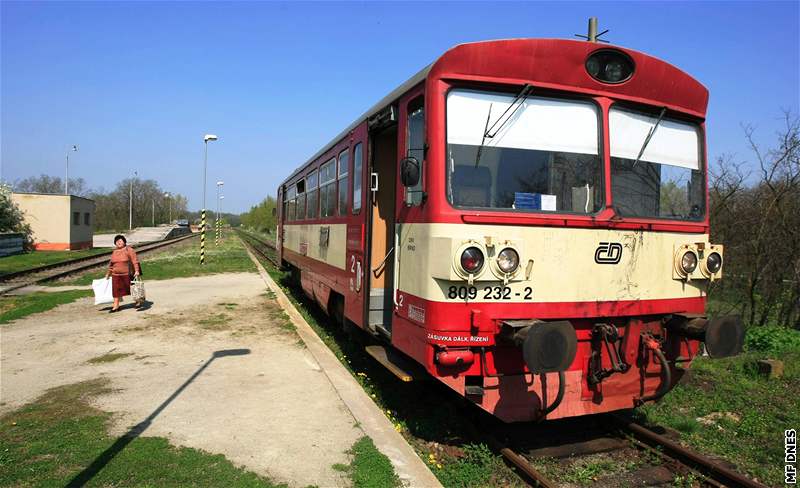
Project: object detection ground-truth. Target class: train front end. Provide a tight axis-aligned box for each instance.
[394,39,743,422]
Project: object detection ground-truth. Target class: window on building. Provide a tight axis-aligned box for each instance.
[306,170,318,219]
[320,157,337,218]
[337,149,349,215]
[352,143,363,214]
[73,212,80,225]
[406,97,425,206]
[84,212,90,225]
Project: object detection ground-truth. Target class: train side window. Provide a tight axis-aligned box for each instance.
[295,181,306,221]
[286,186,297,221]
[320,158,336,217]
[338,149,349,215]
[306,170,318,219]
[352,143,363,214]
[406,97,425,206]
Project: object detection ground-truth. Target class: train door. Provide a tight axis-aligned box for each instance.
[276,186,284,263]
[366,106,398,338]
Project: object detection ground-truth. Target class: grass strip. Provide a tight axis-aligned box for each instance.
[0,249,109,277]
[0,379,285,487]
[0,289,92,325]
[54,235,255,286]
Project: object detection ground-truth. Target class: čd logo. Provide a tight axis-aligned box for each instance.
[595,242,622,264]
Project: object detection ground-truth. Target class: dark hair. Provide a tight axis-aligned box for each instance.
[114,234,127,245]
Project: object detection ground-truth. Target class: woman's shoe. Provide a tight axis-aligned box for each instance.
[109,308,120,313]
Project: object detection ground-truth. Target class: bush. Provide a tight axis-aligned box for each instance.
[745,326,800,355]
[0,185,33,249]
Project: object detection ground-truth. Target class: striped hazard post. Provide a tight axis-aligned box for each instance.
[200,209,206,264]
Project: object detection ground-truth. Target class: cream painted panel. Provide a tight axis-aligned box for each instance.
[283,223,347,270]
[396,223,708,303]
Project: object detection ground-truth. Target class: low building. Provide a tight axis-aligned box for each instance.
[10,192,95,250]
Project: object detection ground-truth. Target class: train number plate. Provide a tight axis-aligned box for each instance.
[447,285,533,300]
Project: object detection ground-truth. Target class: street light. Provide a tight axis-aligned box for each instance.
[65,145,78,194]
[216,181,224,245]
[201,134,218,264]
[164,192,172,224]
[129,170,137,230]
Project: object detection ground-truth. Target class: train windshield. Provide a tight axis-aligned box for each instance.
[446,89,603,214]
[609,107,705,221]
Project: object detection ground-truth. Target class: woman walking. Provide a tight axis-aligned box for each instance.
[105,234,141,312]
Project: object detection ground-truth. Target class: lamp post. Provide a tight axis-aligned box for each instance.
[65,145,78,194]
[164,192,172,224]
[152,198,155,226]
[129,170,137,230]
[201,134,218,264]
[219,195,225,240]
[216,181,224,245]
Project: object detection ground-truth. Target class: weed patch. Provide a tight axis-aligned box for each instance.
[87,352,133,364]
[336,436,400,488]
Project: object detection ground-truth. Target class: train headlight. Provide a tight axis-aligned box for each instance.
[706,252,722,274]
[460,247,484,274]
[681,251,698,274]
[586,50,634,84]
[497,248,519,274]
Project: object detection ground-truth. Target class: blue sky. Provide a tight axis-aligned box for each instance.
[2,1,798,213]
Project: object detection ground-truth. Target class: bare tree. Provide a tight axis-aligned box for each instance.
[14,174,89,196]
[710,111,800,329]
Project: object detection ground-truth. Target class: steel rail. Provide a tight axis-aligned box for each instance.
[0,233,198,296]
[236,231,278,267]
[613,415,767,488]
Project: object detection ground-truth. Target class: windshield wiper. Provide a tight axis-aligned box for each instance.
[474,84,533,167]
[632,107,667,167]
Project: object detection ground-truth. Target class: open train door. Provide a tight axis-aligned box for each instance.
[365,105,398,339]
[276,186,284,264]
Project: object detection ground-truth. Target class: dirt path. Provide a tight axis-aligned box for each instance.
[0,272,363,487]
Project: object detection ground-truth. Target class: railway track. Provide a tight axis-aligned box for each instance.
[483,412,766,488]
[0,232,198,296]
[236,228,764,488]
[235,229,279,267]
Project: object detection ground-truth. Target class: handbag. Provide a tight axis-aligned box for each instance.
[131,277,146,302]
[126,246,143,277]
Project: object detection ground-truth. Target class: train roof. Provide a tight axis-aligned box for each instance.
[283,38,708,186]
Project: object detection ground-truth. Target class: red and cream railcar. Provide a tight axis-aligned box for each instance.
[277,37,743,422]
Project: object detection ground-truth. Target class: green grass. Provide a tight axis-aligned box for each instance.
[0,379,286,487]
[638,327,800,487]
[0,248,109,276]
[53,235,255,286]
[0,289,92,325]
[335,436,400,488]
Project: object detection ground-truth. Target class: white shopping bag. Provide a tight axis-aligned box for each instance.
[92,278,113,305]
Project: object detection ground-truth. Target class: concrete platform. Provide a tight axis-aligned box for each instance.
[93,226,191,248]
[1,271,441,487]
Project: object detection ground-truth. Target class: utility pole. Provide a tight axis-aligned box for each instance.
[65,145,78,194]
[129,171,137,230]
[152,199,155,226]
